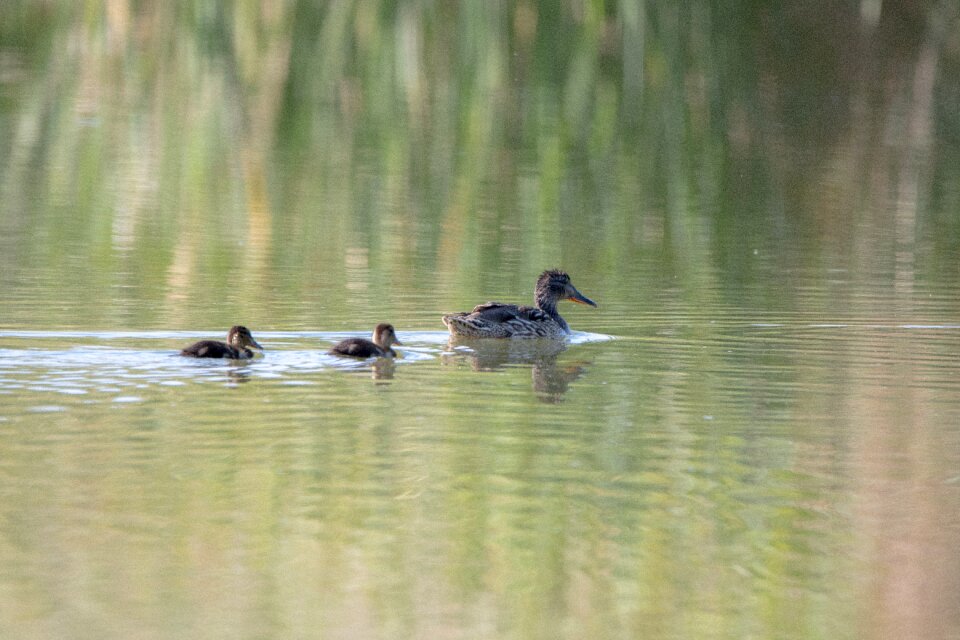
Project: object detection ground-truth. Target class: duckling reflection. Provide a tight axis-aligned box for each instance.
[371,357,396,381]
[224,367,254,384]
[442,337,589,403]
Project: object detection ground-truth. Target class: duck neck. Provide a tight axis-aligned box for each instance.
[536,294,568,331]
[373,336,394,357]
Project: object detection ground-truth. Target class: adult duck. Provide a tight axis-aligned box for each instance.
[442,269,597,338]
[181,325,263,359]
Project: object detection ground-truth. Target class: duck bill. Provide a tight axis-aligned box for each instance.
[250,339,264,351]
[392,337,403,346]
[568,288,598,307]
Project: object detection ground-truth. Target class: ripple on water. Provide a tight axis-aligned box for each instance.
[27,405,67,413]
[0,331,453,401]
[1,326,957,410]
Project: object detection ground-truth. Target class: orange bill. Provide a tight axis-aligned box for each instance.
[568,288,597,307]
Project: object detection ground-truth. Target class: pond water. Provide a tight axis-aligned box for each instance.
[2,3,960,640]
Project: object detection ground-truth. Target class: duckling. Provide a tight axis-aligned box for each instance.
[181,325,263,359]
[329,323,402,358]
[442,269,597,338]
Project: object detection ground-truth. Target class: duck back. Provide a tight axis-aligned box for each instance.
[181,340,243,359]
[329,338,390,358]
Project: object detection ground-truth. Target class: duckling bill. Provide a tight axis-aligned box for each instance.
[181,325,263,359]
[329,323,402,358]
[442,269,597,338]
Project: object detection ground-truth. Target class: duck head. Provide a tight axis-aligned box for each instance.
[373,323,402,349]
[535,270,597,309]
[228,325,263,351]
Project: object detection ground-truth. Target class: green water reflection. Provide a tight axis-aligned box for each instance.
[1,2,960,639]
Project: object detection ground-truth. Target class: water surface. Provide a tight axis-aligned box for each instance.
[2,2,960,639]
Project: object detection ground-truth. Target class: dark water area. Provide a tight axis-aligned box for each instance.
[1,2,959,639]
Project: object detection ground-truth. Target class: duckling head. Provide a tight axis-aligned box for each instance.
[228,325,263,351]
[372,323,402,349]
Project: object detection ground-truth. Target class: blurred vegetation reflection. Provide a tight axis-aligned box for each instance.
[1,1,958,330]
[1,3,960,640]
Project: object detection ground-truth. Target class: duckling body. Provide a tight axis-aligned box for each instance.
[442,270,597,338]
[329,323,402,358]
[181,326,263,359]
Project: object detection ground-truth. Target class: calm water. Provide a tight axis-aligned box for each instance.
[2,3,960,639]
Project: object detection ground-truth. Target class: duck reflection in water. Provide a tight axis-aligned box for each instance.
[370,357,396,381]
[224,367,254,384]
[443,338,589,403]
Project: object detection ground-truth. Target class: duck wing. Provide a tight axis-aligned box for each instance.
[468,302,549,323]
[467,302,519,321]
[329,338,382,358]
[443,302,557,338]
[181,340,237,358]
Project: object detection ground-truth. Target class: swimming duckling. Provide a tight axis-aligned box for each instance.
[442,269,597,338]
[329,323,402,358]
[180,325,263,359]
